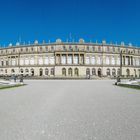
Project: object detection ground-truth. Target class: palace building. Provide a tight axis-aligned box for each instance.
[0,39,140,79]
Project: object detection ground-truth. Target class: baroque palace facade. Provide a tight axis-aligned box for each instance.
[0,39,140,79]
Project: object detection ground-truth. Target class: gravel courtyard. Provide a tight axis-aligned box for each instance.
[0,80,140,140]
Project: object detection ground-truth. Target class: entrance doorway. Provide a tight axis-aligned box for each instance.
[98,68,102,77]
[39,68,43,76]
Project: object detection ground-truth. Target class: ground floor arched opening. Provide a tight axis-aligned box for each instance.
[98,68,102,77]
[74,68,79,76]
[62,68,66,76]
[126,69,130,77]
[31,69,34,76]
[39,68,43,76]
[68,68,72,77]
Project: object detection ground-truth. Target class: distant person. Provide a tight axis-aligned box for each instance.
[19,75,23,83]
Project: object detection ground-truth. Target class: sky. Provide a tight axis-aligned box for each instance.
[0,0,140,47]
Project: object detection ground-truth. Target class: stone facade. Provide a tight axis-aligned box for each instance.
[0,39,140,78]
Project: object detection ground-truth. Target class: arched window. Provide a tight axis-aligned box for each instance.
[45,68,49,75]
[62,68,66,76]
[68,68,72,76]
[51,68,54,75]
[92,68,96,75]
[112,69,116,76]
[39,68,43,76]
[106,68,110,76]
[74,68,79,76]
[98,68,102,77]
[86,68,90,76]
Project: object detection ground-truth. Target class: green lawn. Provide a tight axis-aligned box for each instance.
[0,84,25,90]
[117,84,140,90]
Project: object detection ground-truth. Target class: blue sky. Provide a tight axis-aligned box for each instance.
[0,0,140,46]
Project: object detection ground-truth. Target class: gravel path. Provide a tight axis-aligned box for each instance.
[0,80,140,140]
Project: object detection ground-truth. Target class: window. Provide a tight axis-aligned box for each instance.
[75,46,78,51]
[26,48,28,52]
[92,68,96,75]
[126,69,130,77]
[5,69,7,73]
[51,68,54,75]
[51,46,54,51]
[45,68,49,75]
[86,68,90,76]
[63,46,66,51]
[68,68,72,76]
[107,47,110,52]
[1,61,3,66]
[98,46,101,52]
[69,46,72,51]
[39,47,42,52]
[93,46,95,52]
[87,46,89,51]
[91,56,95,65]
[74,68,79,76]
[112,69,116,76]
[113,47,115,52]
[6,61,8,66]
[106,68,110,76]
[62,68,66,76]
[46,47,48,52]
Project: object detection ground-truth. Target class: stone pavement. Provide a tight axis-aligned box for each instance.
[0,80,140,140]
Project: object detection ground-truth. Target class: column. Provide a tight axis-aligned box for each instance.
[60,54,62,65]
[66,54,68,65]
[79,54,81,64]
[72,53,74,64]
[129,56,131,66]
